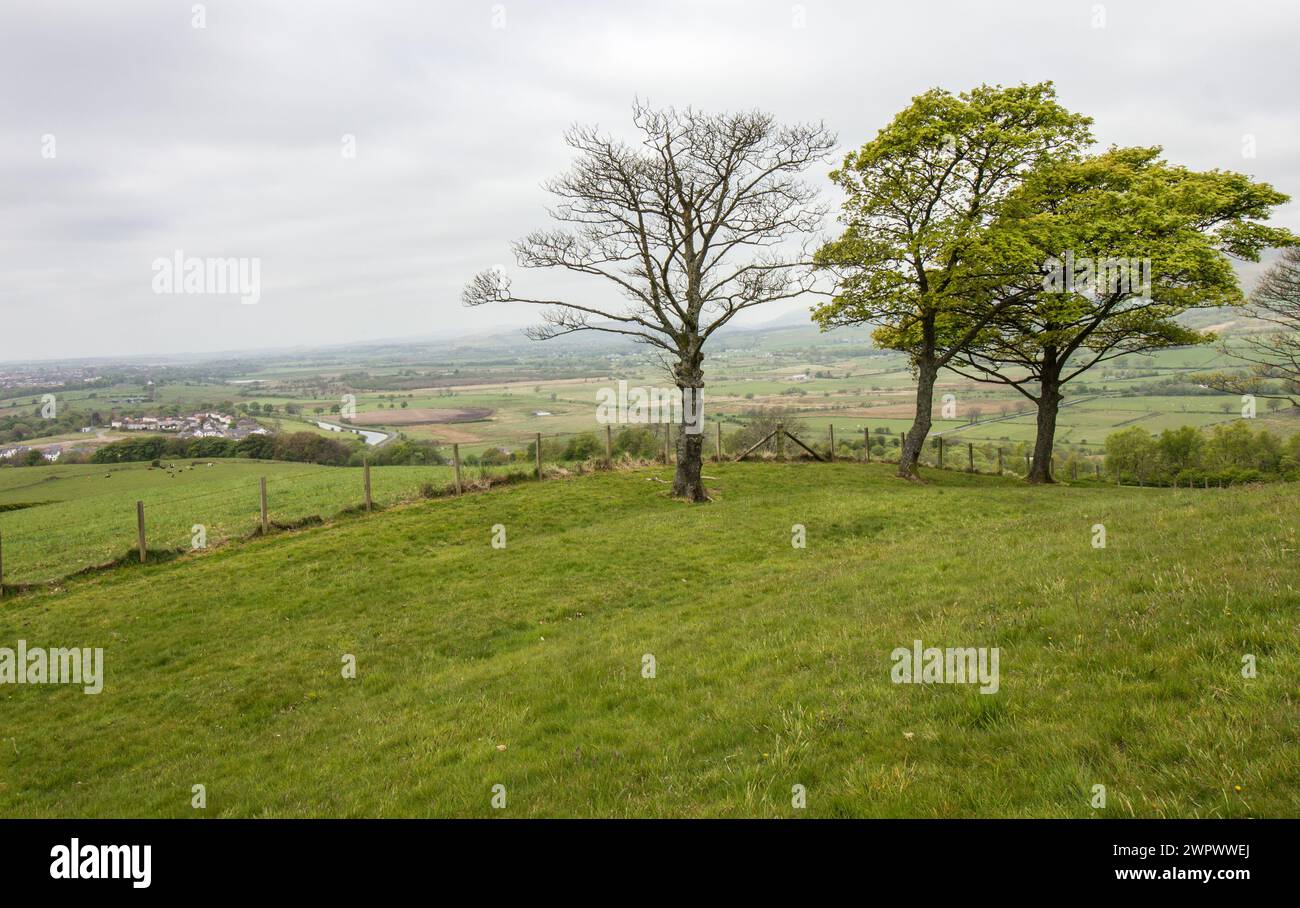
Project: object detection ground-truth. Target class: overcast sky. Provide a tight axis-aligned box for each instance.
[1,0,1297,363]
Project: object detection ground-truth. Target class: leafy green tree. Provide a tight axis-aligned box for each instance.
[235,433,276,460]
[187,437,237,458]
[563,432,602,461]
[950,146,1293,482]
[1105,427,1159,483]
[91,436,169,464]
[273,432,351,466]
[1283,433,1300,479]
[1157,425,1204,473]
[814,82,1093,479]
[1205,421,1282,473]
[612,427,660,460]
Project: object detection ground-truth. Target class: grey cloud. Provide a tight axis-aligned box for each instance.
[1,0,1296,360]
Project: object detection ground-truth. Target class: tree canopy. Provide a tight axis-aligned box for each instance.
[813,82,1094,478]
[948,145,1293,479]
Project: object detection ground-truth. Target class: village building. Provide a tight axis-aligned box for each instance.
[106,412,267,441]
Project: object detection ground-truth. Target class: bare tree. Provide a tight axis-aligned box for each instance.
[1200,246,1300,408]
[463,102,835,500]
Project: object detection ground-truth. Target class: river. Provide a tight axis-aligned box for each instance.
[315,421,391,446]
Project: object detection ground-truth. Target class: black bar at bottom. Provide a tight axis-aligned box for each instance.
[0,818,1283,893]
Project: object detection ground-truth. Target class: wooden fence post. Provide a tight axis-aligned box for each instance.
[535,432,543,479]
[864,427,870,463]
[0,530,5,600]
[363,461,373,511]
[783,430,828,462]
[828,424,835,462]
[733,429,779,462]
[937,436,944,469]
[776,423,785,461]
[137,500,147,563]
[666,425,673,464]
[715,421,722,463]
[997,448,1003,474]
[260,478,270,533]
[968,442,974,472]
[605,425,613,462]
[1096,463,1102,480]
[452,444,463,495]
[1025,453,1031,474]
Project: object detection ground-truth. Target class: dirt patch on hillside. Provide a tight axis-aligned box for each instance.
[420,425,484,444]
[352,407,493,426]
[408,377,609,394]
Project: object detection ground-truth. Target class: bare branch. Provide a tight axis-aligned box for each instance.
[463,102,836,362]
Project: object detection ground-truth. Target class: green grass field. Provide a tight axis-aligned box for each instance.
[0,460,514,585]
[1,462,1296,817]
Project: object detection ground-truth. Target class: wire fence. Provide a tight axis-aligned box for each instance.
[0,416,1190,596]
[0,431,639,591]
[586,417,1097,478]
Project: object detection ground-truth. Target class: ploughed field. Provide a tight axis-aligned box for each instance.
[350,407,493,426]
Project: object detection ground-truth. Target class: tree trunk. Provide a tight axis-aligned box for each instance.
[898,359,937,479]
[672,350,708,501]
[1028,376,1061,484]
[673,425,707,500]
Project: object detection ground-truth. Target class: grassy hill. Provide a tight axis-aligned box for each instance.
[1,463,1296,817]
[0,460,511,585]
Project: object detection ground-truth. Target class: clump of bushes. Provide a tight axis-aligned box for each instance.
[91,431,355,466]
[1105,422,1300,485]
[347,439,446,467]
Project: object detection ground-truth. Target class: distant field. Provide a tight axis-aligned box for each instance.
[0,459,516,585]
[352,407,492,426]
[8,334,1297,462]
